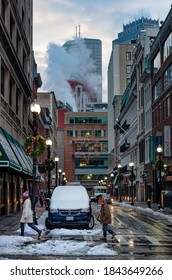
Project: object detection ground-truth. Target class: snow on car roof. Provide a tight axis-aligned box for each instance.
[50,185,89,210]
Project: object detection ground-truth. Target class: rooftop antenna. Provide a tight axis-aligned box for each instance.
[78,24,81,39]
[75,26,78,39]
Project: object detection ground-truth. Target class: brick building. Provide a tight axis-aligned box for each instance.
[63,111,108,193]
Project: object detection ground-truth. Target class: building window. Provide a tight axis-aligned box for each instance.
[9,79,13,107]
[126,52,131,61]
[167,96,170,118]
[163,31,172,61]
[69,117,107,124]
[139,140,145,163]
[152,79,161,102]
[75,157,108,168]
[153,51,160,74]
[163,63,172,90]
[16,88,19,115]
[81,130,92,137]
[67,130,78,137]
[75,141,108,153]
[126,65,131,74]
[163,96,170,120]
[1,65,5,96]
[95,130,106,137]
[22,50,26,72]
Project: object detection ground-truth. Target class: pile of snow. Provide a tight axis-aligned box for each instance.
[0,211,117,257]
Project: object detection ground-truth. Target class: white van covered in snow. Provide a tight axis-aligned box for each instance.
[45,185,94,229]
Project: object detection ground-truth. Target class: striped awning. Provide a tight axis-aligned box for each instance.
[0,127,32,176]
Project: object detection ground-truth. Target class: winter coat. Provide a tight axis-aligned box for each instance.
[99,202,112,224]
[20,197,33,223]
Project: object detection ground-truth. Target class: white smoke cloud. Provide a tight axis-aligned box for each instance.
[42,40,101,111]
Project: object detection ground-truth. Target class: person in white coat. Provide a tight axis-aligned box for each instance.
[20,190,42,239]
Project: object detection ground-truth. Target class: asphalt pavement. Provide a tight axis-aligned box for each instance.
[0,201,171,236]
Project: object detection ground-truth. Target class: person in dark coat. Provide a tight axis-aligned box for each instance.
[98,196,116,240]
[39,191,45,207]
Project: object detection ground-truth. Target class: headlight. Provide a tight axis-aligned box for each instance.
[81,208,89,212]
[50,209,59,213]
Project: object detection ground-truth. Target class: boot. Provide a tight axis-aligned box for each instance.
[111,232,116,239]
[100,237,106,241]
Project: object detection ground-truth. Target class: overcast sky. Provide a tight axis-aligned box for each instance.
[33,0,172,102]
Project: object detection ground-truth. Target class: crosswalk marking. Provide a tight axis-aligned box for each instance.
[146,236,162,246]
[115,234,128,245]
[50,234,172,247]
[83,235,93,241]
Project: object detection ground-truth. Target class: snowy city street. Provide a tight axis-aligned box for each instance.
[0,202,172,260]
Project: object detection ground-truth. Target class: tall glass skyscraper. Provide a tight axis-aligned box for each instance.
[113,17,159,45]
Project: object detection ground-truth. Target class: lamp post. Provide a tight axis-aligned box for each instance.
[110,173,114,196]
[58,169,62,185]
[118,164,122,202]
[55,156,59,187]
[62,172,66,185]
[30,100,41,224]
[129,162,134,205]
[46,137,52,198]
[157,145,163,206]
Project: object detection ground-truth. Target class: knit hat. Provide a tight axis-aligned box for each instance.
[99,196,105,202]
[22,190,29,198]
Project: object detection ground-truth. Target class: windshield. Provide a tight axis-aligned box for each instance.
[94,189,106,193]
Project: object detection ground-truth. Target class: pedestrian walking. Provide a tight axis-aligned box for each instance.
[39,191,45,207]
[20,191,42,239]
[97,196,116,241]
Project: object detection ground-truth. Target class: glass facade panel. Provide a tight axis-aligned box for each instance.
[163,32,172,61]
[74,141,108,152]
[75,157,108,168]
[69,117,107,124]
[153,51,160,74]
[163,63,172,90]
[67,130,78,137]
[81,130,92,137]
[95,130,106,137]
[152,79,161,102]
[126,52,131,61]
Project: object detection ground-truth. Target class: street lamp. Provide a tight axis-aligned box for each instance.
[30,100,41,224]
[110,173,114,196]
[46,137,52,198]
[58,169,62,185]
[62,172,66,185]
[54,156,59,187]
[129,162,135,205]
[118,164,122,202]
[157,145,163,206]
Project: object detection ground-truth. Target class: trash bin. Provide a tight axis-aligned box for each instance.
[164,191,172,209]
[161,190,169,208]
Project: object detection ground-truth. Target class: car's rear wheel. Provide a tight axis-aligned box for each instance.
[87,215,94,229]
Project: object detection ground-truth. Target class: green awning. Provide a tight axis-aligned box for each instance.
[0,128,22,172]
[0,128,33,176]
